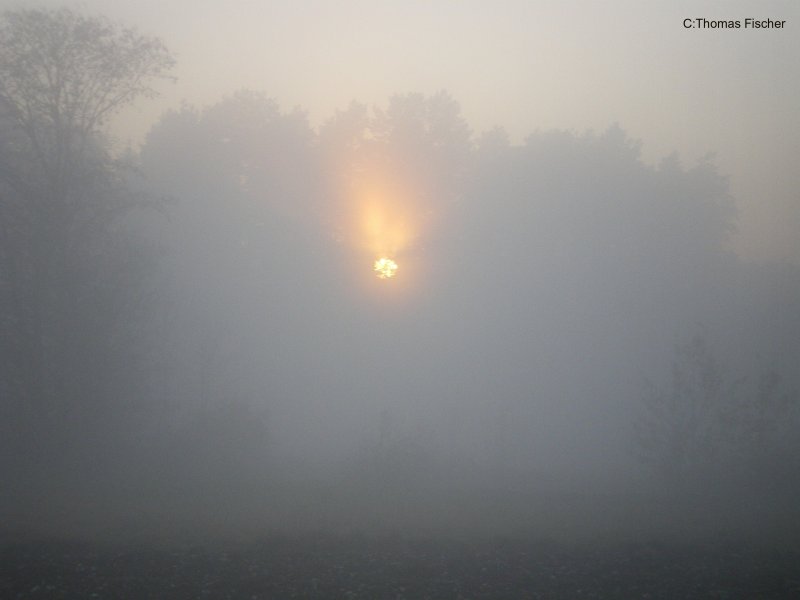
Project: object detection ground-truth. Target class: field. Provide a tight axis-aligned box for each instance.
[2,535,798,599]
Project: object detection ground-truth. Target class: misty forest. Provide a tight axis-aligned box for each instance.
[1,6,799,598]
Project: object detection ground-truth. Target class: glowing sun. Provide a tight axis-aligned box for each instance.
[373,257,398,279]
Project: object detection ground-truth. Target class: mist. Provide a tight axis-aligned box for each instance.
[1,2,799,597]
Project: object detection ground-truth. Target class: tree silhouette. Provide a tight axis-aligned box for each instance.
[637,334,798,487]
[0,7,173,476]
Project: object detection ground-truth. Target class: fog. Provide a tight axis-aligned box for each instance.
[2,2,799,549]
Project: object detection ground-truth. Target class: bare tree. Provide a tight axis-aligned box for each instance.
[0,7,173,468]
[0,7,173,171]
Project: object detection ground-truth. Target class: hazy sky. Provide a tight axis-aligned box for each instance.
[5,0,798,263]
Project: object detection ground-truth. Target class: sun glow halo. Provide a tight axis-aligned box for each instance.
[373,257,398,279]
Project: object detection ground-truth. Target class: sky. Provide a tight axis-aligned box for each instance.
[4,0,798,264]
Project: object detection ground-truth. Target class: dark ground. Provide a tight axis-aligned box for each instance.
[1,535,799,599]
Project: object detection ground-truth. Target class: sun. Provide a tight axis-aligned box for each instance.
[373,257,398,279]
